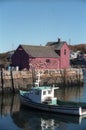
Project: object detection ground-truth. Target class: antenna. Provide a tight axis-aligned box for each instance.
[12,43,14,50]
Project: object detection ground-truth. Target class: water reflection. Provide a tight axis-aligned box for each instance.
[12,107,86,130]
[55,85,84,102]
[0,93,20,117]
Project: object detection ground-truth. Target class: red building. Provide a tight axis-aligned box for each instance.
[12,39,70,70]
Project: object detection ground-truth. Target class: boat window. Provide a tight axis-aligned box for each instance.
[48,90,52,94]
[43,91,46,95]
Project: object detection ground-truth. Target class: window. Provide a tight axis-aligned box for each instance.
[48,90,51,94]
[46,59,50,63]
[18,47,23,51]
[43,91,46,95]
[64,49,66,55]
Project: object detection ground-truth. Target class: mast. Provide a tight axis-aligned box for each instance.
[35,72,41,87]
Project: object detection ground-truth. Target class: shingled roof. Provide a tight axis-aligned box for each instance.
[20,39,66,58]
[46,41,67,50]
[21,45,59,58]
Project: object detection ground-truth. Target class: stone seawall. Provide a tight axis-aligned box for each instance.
[0,68,83,92]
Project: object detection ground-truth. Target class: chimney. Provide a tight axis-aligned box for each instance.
[58,38,61,43]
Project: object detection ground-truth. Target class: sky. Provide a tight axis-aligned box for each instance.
[0,0,86,53]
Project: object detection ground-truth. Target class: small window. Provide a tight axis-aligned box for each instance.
[48,90,51,94]
[64,49,66,55]
[18,47,23,51]
[43,91,46,95]
[46,59,50,63]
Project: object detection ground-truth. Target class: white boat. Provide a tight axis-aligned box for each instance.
[19,72,86,116]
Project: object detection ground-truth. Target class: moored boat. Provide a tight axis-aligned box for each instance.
[19,86,86,116]
[19,72,86,116]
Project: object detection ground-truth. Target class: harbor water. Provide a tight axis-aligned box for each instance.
[0,71,86,130]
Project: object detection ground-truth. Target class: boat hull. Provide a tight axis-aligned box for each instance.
[20,94,86,116]
[57,99,86,108]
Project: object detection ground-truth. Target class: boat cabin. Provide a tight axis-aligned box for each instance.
[29,86,58,105]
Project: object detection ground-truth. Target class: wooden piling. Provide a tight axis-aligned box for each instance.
[1,68,4,93]
[10,69,15,93]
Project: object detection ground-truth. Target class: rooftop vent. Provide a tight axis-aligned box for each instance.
[58,38,61,43]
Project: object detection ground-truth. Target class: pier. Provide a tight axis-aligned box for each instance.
[0,68,84,93]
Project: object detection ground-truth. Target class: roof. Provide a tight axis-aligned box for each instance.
[21,45,59,58]
[46,41,67,50]
[20,40,67,58]
[31,86,52,91]
[30,86,59,91]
